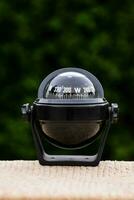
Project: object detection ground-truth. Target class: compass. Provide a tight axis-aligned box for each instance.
[21,68,118,166]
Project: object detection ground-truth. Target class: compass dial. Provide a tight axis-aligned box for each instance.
[44,71,96,99]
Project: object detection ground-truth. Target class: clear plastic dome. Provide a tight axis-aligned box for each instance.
[38,68,104,102]
[43,71,99,99]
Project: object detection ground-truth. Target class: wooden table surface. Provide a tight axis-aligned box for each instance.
[0,160,133,200]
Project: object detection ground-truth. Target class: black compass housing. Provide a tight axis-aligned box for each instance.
[21,68,118,166]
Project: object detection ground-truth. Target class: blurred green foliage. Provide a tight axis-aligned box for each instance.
[0,0,134,160]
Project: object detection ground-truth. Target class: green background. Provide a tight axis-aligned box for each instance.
[0,0,134,160]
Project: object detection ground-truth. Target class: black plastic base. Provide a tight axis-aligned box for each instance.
[31,109,111,166]
[38,156,100,166]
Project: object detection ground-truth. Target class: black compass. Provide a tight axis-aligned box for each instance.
[21,68,118,166]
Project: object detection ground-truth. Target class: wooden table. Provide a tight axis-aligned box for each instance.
[0,160,133,200]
